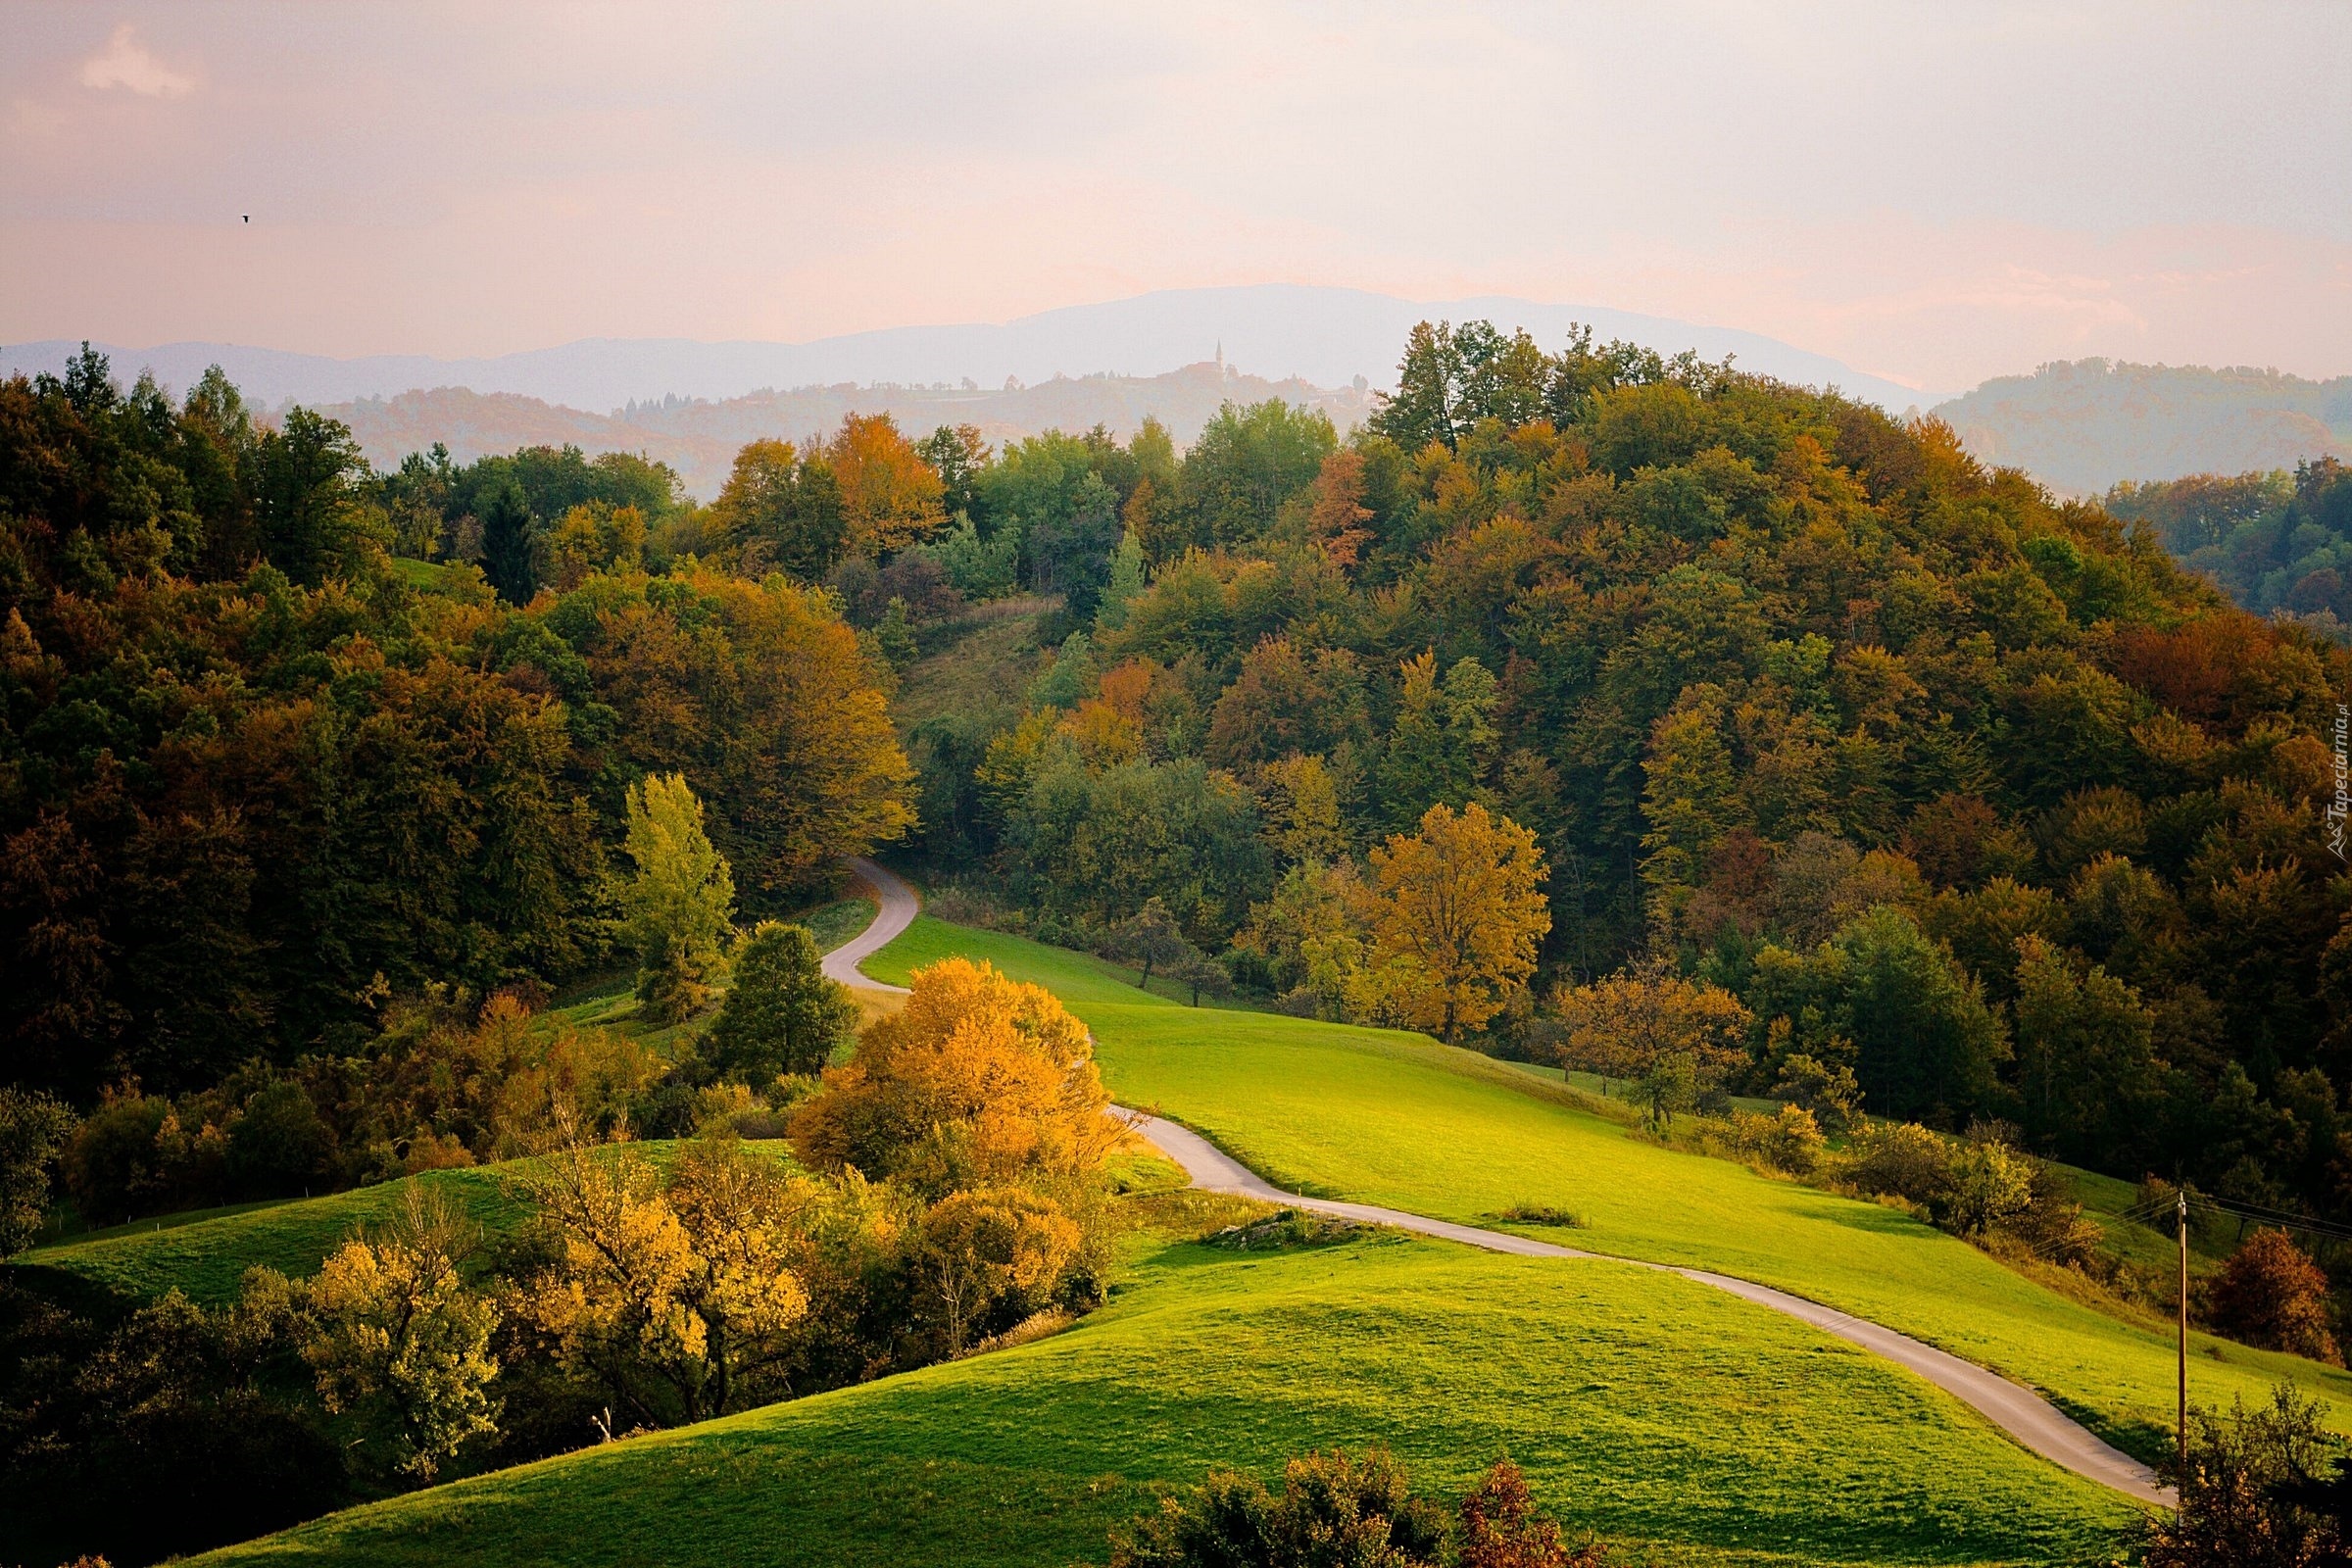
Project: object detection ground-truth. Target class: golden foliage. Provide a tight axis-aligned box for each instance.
[1362,801,1548,1043]
[789,956,1113,1194]
[513,1132,810,1425]
[828,413,948,555]
[295,1185,501,1479]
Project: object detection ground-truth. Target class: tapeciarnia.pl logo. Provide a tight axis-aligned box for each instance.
[2331,702,2349,862]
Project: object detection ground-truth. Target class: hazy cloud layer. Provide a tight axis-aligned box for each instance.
[4,1,2347,388]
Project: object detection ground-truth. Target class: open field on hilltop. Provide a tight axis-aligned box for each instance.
[12,1141,783,1308]
[195,1232,2137,1568]
[862,916,2352,1459]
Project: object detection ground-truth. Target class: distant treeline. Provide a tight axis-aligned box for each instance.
[2108,459,2352,638]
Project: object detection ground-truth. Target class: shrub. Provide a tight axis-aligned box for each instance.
[1725,1104,1827,1176]
[2209,1230,2343,1364]
[1456,1458,1604,1568]
[1842,1121,1953,1209]
[2140,1385,2346,1568]
[1111,1453,1590,1568]
[918,1186,1083,1354]
[1769,1053,1861,1134]
[1112,1447,1449,1568]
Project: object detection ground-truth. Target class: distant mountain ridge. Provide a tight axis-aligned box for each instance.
[1,284,1936,414]
[1932,359,2352,496]
[319,364,1375,500]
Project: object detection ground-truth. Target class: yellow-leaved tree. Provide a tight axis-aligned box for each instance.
[512,1131,809,1428]
[788,956,1114,1196]
[1360,801,1549,1044]
[283,1185,501,1481]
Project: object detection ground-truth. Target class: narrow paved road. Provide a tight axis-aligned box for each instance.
[821,858,918,993]
[826,869,2171,1509]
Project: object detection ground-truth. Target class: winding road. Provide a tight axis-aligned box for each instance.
[825,859,2171,1508]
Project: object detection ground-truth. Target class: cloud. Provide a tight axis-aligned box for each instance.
[78,24,194,99]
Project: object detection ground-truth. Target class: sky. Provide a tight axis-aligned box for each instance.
[3,1,2348,394]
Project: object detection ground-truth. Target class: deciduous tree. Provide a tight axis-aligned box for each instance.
[789,957,1112,1195]
[294,1184,501,1480]
[1363,802,1548,1044]
[699,920,858,1084]
[617,773,735,1023]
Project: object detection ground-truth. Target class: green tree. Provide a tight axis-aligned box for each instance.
[618,772,737,1023]
[0,1087,73,1257]
[1377,652,1498,826]
[708,438,848,578]
[1115,897,1196,990]
[479,481,537,604]
[1174,400,1338,548]
[253,406,382,585]
[1097,528,1148,630]
[2011,933,2161,1164]
[1831,906,2008,1121]
[700,920,858,1083]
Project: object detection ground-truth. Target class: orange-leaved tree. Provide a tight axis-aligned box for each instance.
[1361,801,1548,1044]
[828,413,948,557]
[788,957,1114,1196]
[1553,956,1751,1128]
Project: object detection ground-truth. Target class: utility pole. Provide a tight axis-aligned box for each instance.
[2178,1189,2189,1490]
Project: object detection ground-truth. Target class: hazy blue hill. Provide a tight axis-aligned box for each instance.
[1935,358,2352,495]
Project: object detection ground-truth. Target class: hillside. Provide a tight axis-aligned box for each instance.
[1935,358,2352,494]
[316,363,1377,500]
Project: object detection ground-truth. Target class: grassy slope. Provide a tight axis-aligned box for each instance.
[862,917,2352,1458]
[202,1234,2133,1568]
[14,1142,784,1307]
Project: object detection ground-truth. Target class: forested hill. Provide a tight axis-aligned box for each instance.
[1935,359,2352,495]
[0,350,914,1102]
[2105,460,2352,641]
[892,320,2352,1221]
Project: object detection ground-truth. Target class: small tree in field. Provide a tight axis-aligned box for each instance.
[700,921,858,1084]
[1116,897,1198,991]
[1363,801,1549,1044]
[617,772,736,1023]
[1554,957,1750,1129]
[1174,950,1234,1008]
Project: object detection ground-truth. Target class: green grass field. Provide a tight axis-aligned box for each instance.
[198,1230,2137,1568]
[13,1141,784,1307]
[860,917,2352,1460]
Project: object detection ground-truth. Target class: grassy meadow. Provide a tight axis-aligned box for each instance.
[861,915,2352,1459]
[196,1228,2138,1568]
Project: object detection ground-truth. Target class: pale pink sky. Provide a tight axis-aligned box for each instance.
[4,1,2348,391]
